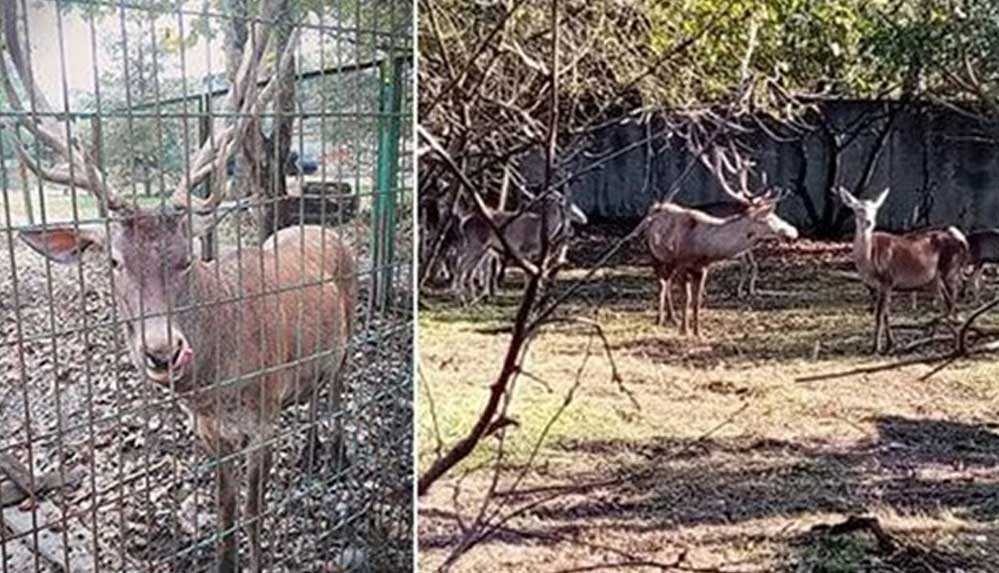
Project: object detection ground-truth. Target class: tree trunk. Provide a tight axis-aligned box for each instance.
[225,0,294,244]
[256,21,296,244]
[817,122,841,238]
[792,137,819,232]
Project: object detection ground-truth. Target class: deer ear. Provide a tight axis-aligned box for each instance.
[874,187,890,208]
[186,214,216,238]
[836,187,860,208]
[748,201,777,218]
[184,210,233,238]
[19,226,105,264]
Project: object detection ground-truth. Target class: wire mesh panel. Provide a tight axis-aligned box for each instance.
[0,0,412,572]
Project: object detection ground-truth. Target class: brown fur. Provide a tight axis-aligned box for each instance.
[645,200,798,337]
[839,187,968,353]
[20,212,355,573]
[452,198,584,301]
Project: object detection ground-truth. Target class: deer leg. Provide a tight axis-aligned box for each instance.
[940,275,957,320]
[497,256,508,289]
[972,263,984,303]
[657,277,667,326]
[452,250,468,301]
[487,254,501,298]
[300,393,322,475]
[246,443,273,573]
[546,243,569,284]
[196,415,239,573]
[746,251,758,297]
[457,249,483,305]
[734,255,746,299]
[657,265,675,326]
[736,252,757,299]
[872,289,885,353]
[216,452,239,573]
[680,274,692,337]
[882,290,896,352]
[692,268,707,338]
[329,365,349,472]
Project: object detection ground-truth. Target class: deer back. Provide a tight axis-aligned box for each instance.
[183,226,355,429]
[462,203,569,261]
[645,204,701,265]
[867,228,967,289]
[967,229,999,264]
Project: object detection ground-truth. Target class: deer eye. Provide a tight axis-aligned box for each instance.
[110,258,121,271]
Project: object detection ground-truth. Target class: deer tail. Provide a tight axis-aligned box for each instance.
[944,226,973,271]
[946,226,969,249]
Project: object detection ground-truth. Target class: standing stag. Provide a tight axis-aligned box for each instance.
[837,187,968,353]
[689,144,786,298]
[5,2,354,571]
[451,193,587,302]
[693,192,781,298]
[645,195,798,337]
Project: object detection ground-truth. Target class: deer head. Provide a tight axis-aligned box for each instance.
[6,0,295,384]
[745,199,798,241]
[562,194,588,226]
[20,210,210,382]
[837,186,890,234]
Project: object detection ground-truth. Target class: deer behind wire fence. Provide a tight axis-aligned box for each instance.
[0,0,413,572]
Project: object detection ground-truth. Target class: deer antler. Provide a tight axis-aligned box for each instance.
[171,0,298,214]
[699,142,755,203]
[0,0,122,210]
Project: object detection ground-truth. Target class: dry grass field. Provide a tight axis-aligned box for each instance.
[418,236,999,572]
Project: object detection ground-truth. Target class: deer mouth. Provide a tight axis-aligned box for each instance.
[145,344,193,383]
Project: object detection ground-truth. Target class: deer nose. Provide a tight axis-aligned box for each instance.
[144,334,188,372]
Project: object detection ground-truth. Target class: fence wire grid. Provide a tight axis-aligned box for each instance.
[0,0,413,572]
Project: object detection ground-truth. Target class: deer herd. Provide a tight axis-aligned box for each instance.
[427,173,999,355]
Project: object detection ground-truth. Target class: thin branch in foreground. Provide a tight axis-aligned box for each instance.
[797,294,999,384]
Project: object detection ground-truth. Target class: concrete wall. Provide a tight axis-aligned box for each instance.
[522,101,999,235]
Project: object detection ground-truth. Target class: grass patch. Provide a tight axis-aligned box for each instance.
[419,242,999,572]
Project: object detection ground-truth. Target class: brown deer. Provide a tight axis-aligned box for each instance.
[692,190,783,298]
[836,187,968,353]
[4,2,354,571]
[451,193,587,302]
[645,196,798,337]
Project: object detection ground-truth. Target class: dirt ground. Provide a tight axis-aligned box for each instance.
[418,233,999,572]
[0,215,413,572]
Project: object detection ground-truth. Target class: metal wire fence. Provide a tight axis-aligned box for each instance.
[0,0,412,571]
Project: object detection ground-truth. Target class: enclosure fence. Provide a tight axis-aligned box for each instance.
[0,0,412,572]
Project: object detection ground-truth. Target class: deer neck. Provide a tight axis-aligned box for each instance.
[852,221,876,272]
[180,263,239,387]
[700,216,757,259]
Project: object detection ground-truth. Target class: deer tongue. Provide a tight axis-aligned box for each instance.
[173,346,193,370]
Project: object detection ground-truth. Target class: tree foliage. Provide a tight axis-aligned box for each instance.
[865,0,999,121]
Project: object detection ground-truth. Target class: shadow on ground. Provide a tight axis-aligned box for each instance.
[422,415,999,571]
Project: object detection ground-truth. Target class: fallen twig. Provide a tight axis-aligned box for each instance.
[809,515,897,552]
[794,353,952,383]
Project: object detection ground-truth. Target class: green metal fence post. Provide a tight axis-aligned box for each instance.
[371,56,404,312]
